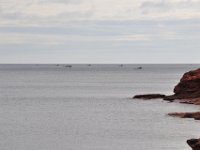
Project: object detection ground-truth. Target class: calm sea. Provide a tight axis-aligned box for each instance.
[0,64,199,150]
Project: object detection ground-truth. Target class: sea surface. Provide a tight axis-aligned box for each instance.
[0,64,200,150]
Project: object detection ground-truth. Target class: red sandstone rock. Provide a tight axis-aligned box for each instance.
[164,68,200,105]
[181,69,200,82]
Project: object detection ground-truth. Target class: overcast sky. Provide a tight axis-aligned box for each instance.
[1,0,200,63]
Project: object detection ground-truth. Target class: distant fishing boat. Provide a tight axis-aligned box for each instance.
[137,66,142,70]
[65,65,72,68]
[120,64,123,67]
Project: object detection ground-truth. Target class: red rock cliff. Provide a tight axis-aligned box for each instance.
[165,68,200,102]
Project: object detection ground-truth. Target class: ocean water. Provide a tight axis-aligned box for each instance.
[0,64,200,150]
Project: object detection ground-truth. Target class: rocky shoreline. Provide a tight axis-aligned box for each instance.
[133,68,200,150]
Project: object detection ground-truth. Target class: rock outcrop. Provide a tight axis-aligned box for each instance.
[133,68,200,105]
[133,68,200,149]
[164,68,200,104]
[187,139,200,150]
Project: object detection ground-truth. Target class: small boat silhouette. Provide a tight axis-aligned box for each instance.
[137,66,142,69]
[65,65,72,68]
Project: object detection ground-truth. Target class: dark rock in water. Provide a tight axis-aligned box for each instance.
[133,94,166,100]
[187,138,200,150]
[163,95,178,101]
[168,112,200,120]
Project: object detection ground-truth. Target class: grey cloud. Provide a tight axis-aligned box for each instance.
[140,0,172,14]
[141,0,171,9]
[0,18,200,63]
[0,0,88,26]
[1,19,200,41]
[140,0,200,14]
[0,11,26,20]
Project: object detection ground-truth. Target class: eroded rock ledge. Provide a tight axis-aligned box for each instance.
[133,94,166,99]
[168,112,200,120]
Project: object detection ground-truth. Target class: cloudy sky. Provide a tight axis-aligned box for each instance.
[1,0,200,63]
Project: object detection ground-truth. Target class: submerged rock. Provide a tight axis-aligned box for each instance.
[168,112,200,120]
[179,98,200,105]
[187,138,200,150]
[133,94,166,99]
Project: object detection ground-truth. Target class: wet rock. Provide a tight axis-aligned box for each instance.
[133,94,166,100]
[179,98,200,105]
[168,112,200,120]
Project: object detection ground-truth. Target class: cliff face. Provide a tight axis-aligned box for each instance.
[181,69,200,82]
[164,68,200,104]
